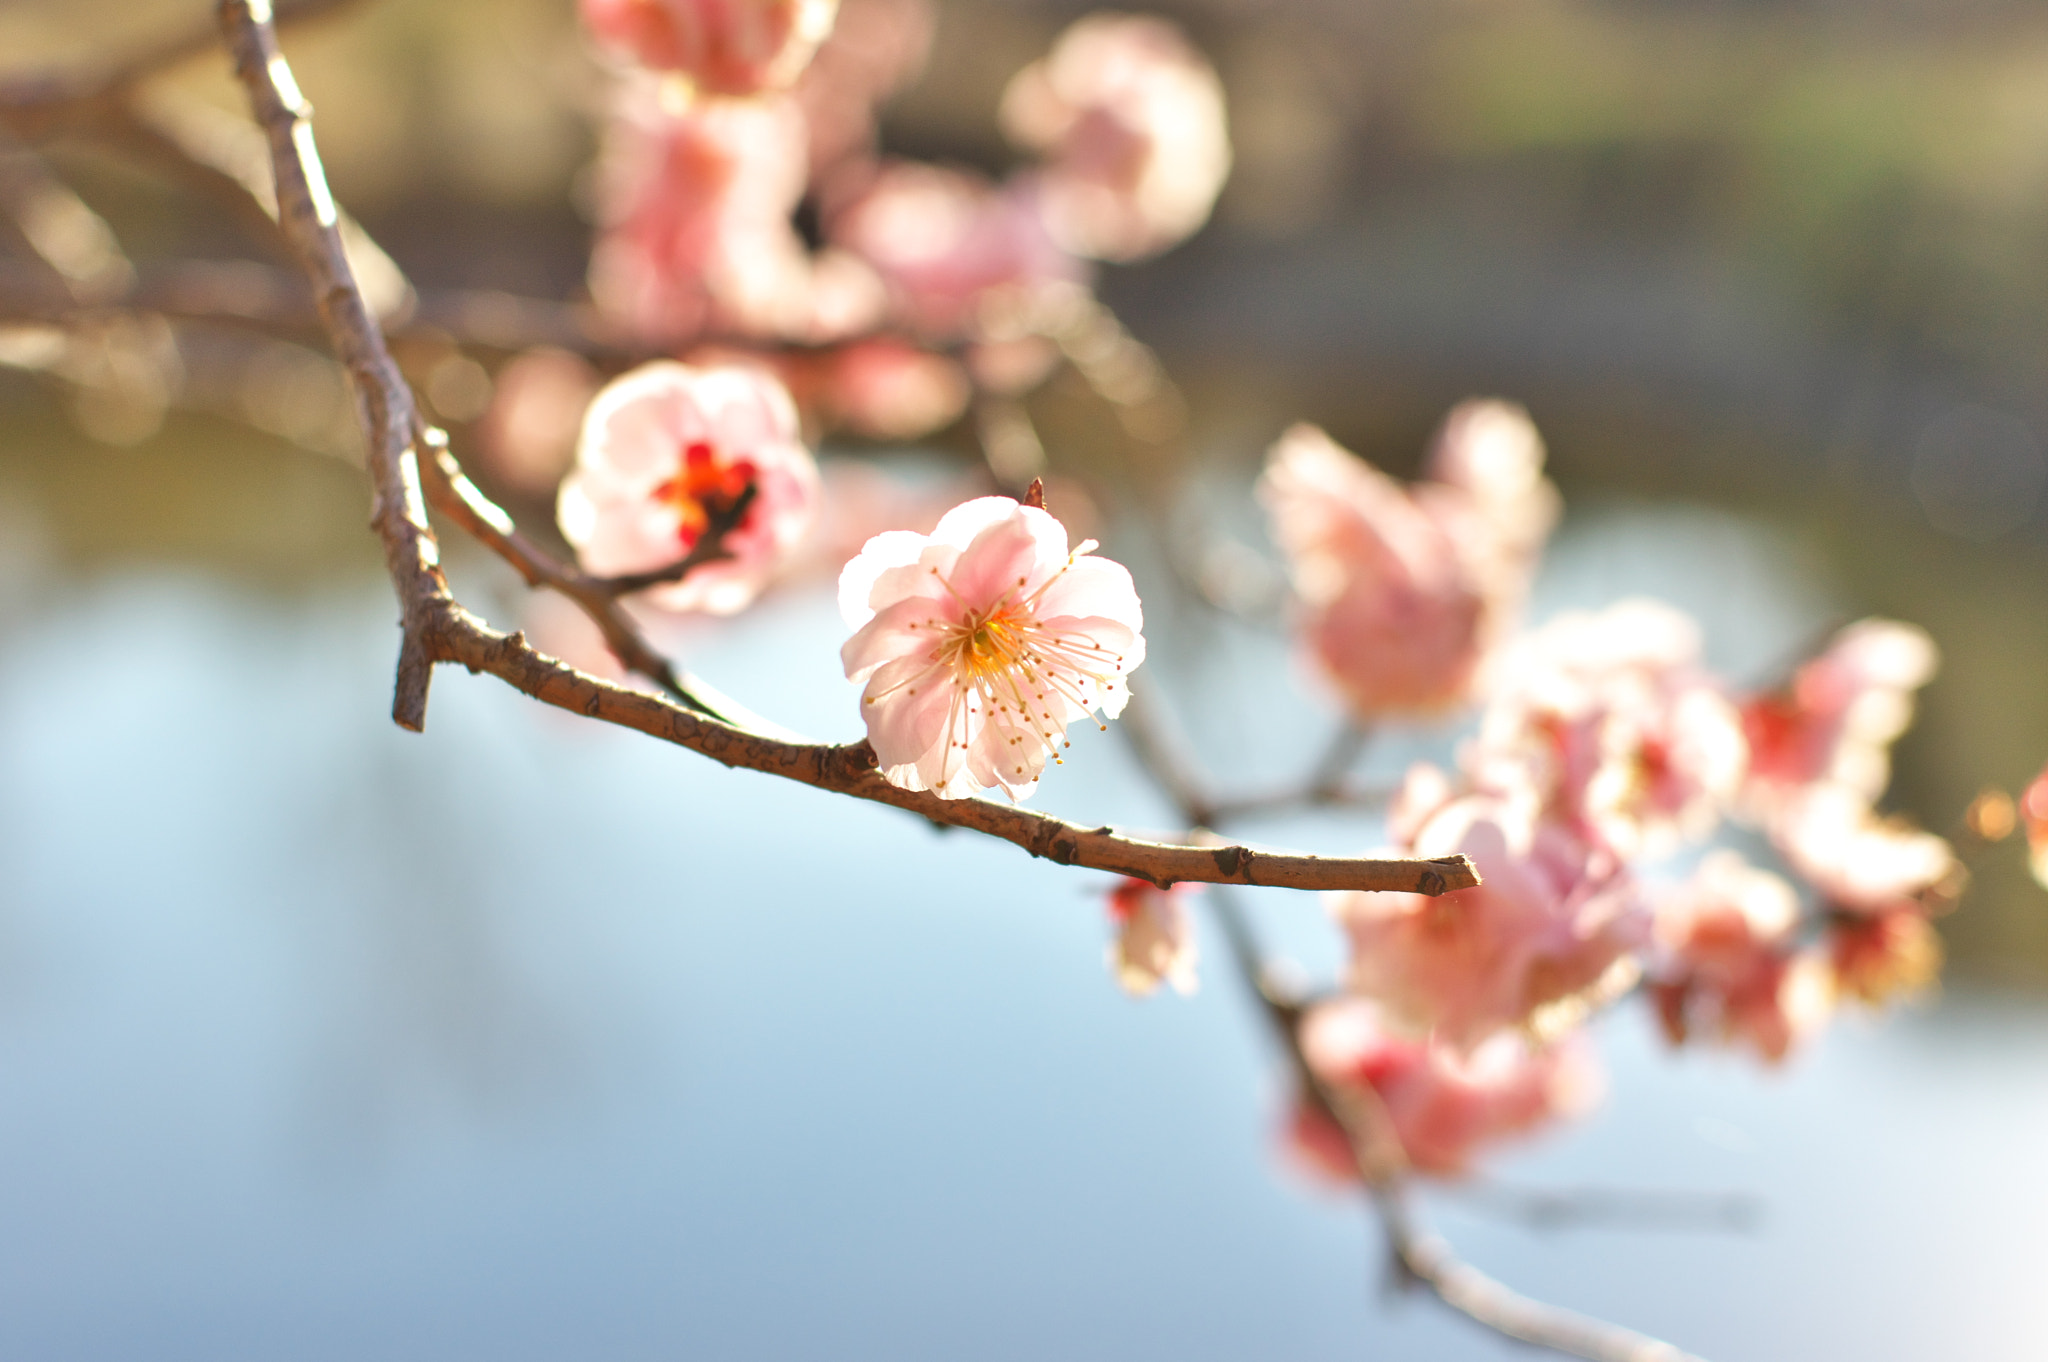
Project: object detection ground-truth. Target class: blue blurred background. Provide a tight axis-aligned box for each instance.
[3,0,2048,1356]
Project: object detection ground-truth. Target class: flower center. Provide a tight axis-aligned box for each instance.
[654,439,757,547]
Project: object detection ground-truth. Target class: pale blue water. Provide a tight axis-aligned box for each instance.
[0,510,2041,1361]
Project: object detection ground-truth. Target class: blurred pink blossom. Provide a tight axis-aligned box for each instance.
[1290,998,1601,1179]
[474,347,601,500]
[839,495,1144,799]
[1476,599,1748,857]
[1773,781,1959,915]
[1334,765,1648,1051]
[557,360,819,614]
[581,0,839,95]
[1648,851,1830,1063]
[1257,424,1489,717]
[999,14,1230,262]
[589,83,884,345]
[2024,761,2048,888]
[794,0,935,174]
[1741,619,1938,816]
[828,160,1082,340]
[813,337,970,440]
[1257,410,1560,720]
[1105,878,1198,997]
[1421,400,1560,605]
[1827,907,1942,1006]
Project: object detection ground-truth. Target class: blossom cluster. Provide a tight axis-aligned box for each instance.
[517,0,1237,645]
[1253,412,1960,1180]
[571,0,1229,432]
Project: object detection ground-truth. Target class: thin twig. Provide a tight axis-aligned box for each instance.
[586,482,759,596]
[1447,1179,1763,1236]
[1308,719,1373,800]
[210,0,1477,900]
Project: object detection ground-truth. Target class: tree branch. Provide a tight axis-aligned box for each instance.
[210,0,1476,900]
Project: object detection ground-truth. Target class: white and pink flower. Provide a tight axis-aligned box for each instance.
[1105,877,1198,997]
[1334,764,1649,1051]
[838,495,1145,799]
[581,0,839,95]
[557,360,819,615]
[1288,998,1601,1179]
[998,14,1230,262]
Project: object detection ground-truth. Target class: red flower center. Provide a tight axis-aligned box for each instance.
[654,439,758,547]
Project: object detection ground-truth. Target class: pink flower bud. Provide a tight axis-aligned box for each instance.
[1105,878,1198,997]
[557,360,820,615]
[999,14,1230,262]
[582,0,838,96]
[838,496,1146,799]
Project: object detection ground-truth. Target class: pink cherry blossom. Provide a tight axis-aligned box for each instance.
[793,0,935,175]
[1475,599,1748,857]
[557,360,819,615]
[1647,851,1830,1064]
[1742,619,1938,815]
[1290,998,1601,1179]
[827,160,1083,340]
[1105,878,1198,997]
[1773,781,1960,915]
[1333,764,1648,1052]
[588,82,809,343]
[1257,424,1490,717]
[999,14,1230,262]
[581,0,839,96]
[588,82,883,346]
[839,495,1145,799]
